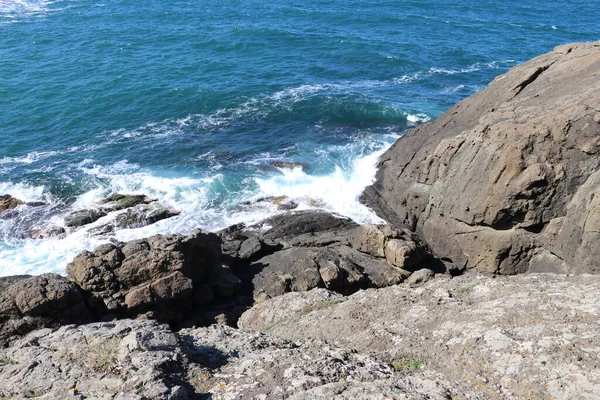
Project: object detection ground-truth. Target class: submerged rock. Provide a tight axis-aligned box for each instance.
[362,40,600,274]
[271,160,308,169]
[99,192,155,211]
[64,208,107,228]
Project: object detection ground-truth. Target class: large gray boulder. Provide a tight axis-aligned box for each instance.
[361,41,600,274]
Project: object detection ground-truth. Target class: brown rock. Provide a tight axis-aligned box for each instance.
[362,40,600,274]
[0,194,24,213]
[150,271,193,302]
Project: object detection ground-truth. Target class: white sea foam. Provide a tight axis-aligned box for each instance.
[0,150,60,166]
[0,132,401,276]
[0,181,46,202]
[253,143,393,225]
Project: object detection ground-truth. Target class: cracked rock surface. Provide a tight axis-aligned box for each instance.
[239,273,600,400]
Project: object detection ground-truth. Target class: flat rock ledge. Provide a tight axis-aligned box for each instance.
[0,318,468,399]
[1,273,598,399]
[239,273,600,400]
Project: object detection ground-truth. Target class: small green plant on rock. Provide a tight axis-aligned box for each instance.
[299,298,346,315]
[84,338,121,373]
[24,392,43,398]
[0,358,16,365]
[392,358,427,371]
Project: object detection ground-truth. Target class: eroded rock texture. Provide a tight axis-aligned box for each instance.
[362,41,600,274]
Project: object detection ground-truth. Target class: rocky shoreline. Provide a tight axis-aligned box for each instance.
[1,41,600,399]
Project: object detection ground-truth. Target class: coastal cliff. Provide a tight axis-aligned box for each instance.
[1,42,600,399]
[361,40,600,275]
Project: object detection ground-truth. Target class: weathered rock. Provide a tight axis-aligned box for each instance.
[240,273,600,399]
[64,208,107,227]
[180,324,466,399]
[362,40,600,274]
[30,225,66,239]
[0,274,91,347]
[0,194,23,212]
[66,230,223,319]
[218,211,425,302]
[405,268,435,285]
[0,319,187,399]
[0,318,471,399]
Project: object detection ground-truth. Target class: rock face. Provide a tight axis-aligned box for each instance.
[66,230,226,322]
[0,274,91,346]
[239,273,600,400]
[361,41,600,274]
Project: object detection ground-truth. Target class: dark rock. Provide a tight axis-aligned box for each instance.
[271,160,308,169]
[0,274,91,347]
[114,203,180,229]
[66,230,224,321]
[100,193,155,211]
[277,199,298,210]
[361,40,600,274]
[64,208,107,227]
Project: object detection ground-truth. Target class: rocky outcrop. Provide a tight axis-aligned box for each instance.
[361,40,600,274]
[66,230,227,322]
[0,210,430,346]
[0,274,91,346]
[0,194,23,213]
[64,193,178,230]
[239,273,600,399]
[220,210,430,302]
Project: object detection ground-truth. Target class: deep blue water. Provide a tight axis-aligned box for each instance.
[1,0,599,275]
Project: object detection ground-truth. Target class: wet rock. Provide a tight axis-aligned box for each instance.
[114,203,180,229]
[361,40,600,274]
[277,199,298,210]
[271,160,307,169]
[64,208,107,227]
[100,193,155,211]
[0,194,23,213]
[30,225,66,239]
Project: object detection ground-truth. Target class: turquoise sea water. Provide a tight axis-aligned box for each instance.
[1,0,599,275]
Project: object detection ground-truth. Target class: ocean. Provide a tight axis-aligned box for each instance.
[1,0,598,276]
